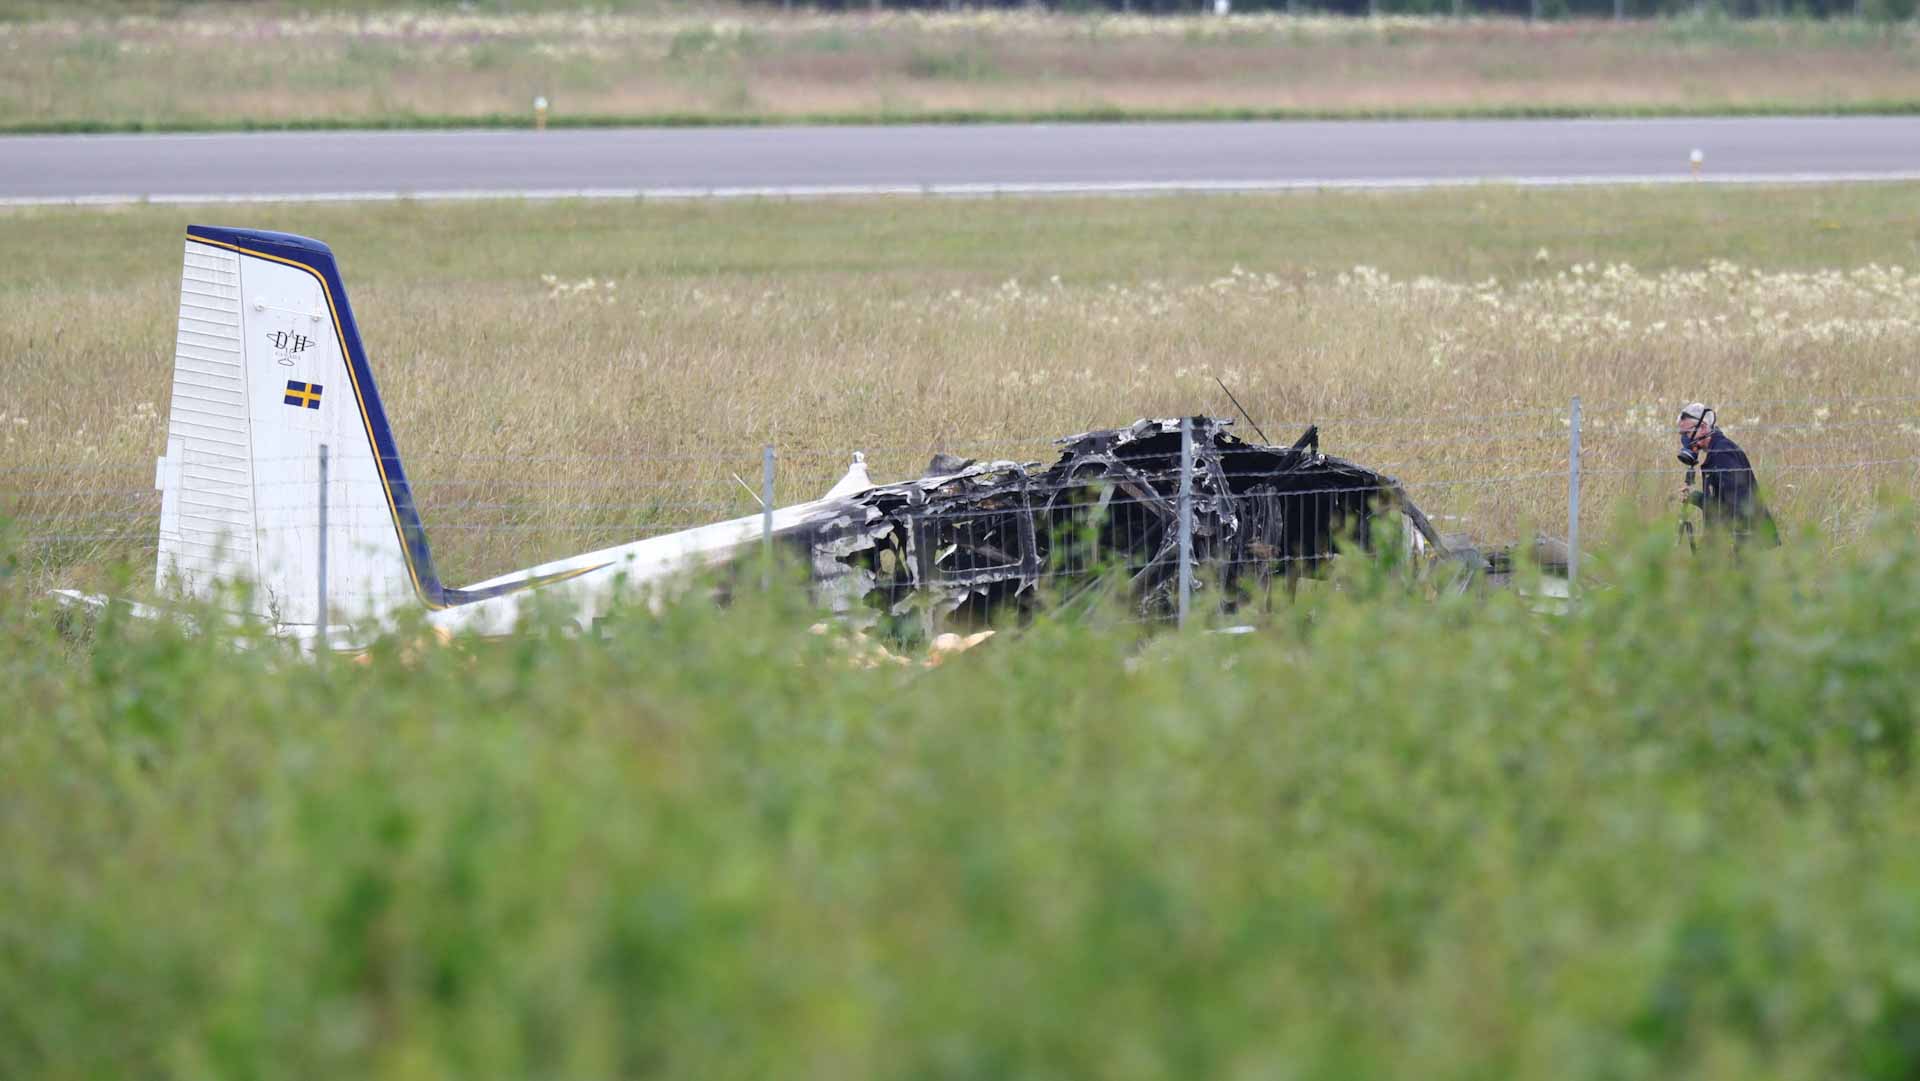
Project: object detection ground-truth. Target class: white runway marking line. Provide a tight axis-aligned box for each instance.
[7,171,1920,207]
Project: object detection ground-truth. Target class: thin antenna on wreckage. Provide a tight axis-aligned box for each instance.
[1214,377,1272,445]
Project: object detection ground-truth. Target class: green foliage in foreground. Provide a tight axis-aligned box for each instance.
[6,520,1920,1080]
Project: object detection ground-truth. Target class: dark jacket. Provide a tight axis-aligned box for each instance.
[1688,430,1776,545]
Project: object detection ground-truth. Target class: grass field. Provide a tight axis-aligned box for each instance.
[5,183,1920,590]
[7,6,1920,130]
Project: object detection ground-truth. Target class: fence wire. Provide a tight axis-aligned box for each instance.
[9,397,1919,620]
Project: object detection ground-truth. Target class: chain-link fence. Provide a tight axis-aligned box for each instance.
[11,394,1919,631]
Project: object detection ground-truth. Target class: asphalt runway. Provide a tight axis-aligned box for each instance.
[5,117,1920,204]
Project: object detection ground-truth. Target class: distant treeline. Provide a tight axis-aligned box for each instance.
[770,0,1911,17]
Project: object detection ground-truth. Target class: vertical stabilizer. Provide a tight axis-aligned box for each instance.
[156,227,426,626]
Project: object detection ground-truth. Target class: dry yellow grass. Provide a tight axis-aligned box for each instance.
[4,186,1919,589]
[7,8,1920,128]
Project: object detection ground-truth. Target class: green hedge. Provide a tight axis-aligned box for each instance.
[6,515,1920,1079]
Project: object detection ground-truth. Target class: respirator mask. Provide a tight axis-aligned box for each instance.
[1677,405,1715,467]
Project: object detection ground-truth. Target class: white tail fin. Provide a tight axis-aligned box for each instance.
[157,227,441,625]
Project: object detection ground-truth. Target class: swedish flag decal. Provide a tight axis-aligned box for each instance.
[284,380,323,410]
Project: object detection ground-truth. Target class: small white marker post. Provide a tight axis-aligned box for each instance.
[534,96,549,132]
[1690,148,1704,180]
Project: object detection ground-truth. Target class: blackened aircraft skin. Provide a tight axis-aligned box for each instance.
[789,417,1440,625]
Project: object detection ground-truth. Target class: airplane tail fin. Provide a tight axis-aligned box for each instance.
[156,226,446,626]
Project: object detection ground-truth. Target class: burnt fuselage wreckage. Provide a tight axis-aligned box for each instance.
[783,418,1448,627]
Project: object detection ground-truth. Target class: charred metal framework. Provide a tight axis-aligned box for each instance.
[788,417,1443,626]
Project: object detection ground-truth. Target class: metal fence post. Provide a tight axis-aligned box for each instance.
[1178,418,1194,627]
[1567,397,1581,591]
[317,443,329,649]
[761,444,775,590]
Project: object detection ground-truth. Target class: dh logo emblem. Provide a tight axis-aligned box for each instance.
[268,329,313,367]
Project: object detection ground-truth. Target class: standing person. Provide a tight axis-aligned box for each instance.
[1676,402,1777,548]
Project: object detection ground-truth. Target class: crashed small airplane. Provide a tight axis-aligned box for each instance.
[62,226,1467,645]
